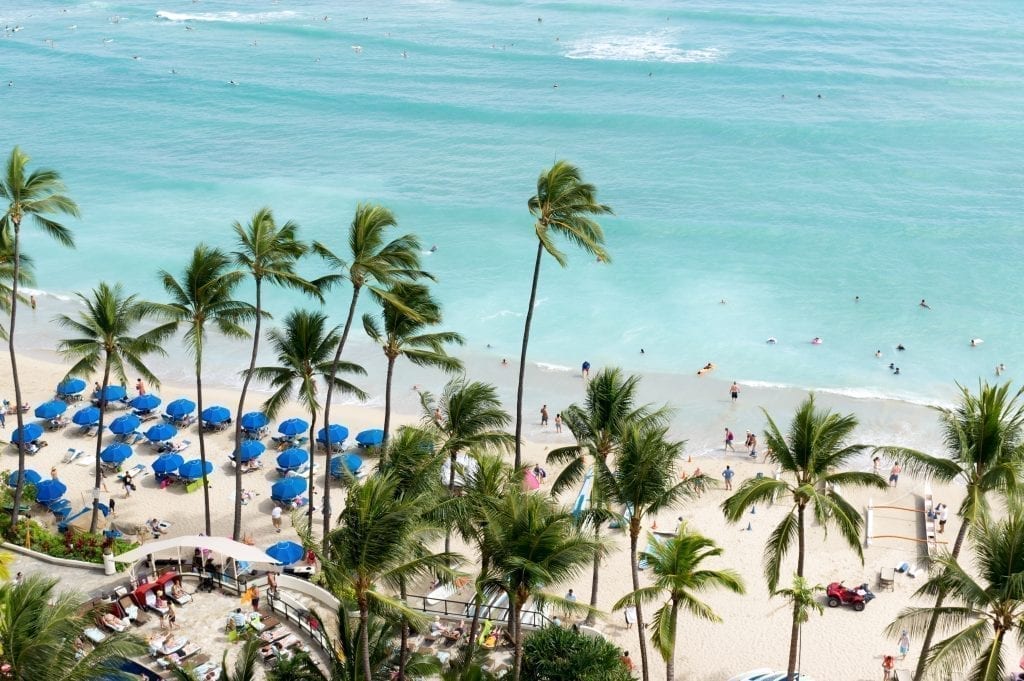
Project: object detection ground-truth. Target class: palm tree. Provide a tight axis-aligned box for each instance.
[547,368,668,624]
[514,160,612,468]
[313,203,431,537]
[1,146,79,522]
[315,473,456,681]
[252,309,366,524]
[721,395,888,681]
[888,502,1024,681]
[230,207,318,541]
[615,523,744,681]
[160,245,254,536]
[363,282,464,442]
[772,575,824,681]
[484,489,602,681]
[0,235,34,341]
[56,282,176,532]
[599,424,707,681]
[220,636,260,681]
[0,573,146,680]
[877,381,1024,681]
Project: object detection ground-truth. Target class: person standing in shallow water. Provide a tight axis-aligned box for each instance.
[540,404,548,426]
[581,360,590,379]
[729,381,740,402]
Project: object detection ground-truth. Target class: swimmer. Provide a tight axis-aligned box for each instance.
[185,25,194,31]
[854,295,860,303]
[132,55,141,60]
[352,45,363,53]
[228,80,238,86]
[402,51,407,58]
[719,299,727,304]
[811,337,823,345]
[875,350,882,358]
[920,299,931,309]
[970,338,983,347]
[897,344,905,351]
[995,364,1004,376]
[894,367,901,375]
[553,83,558,88]
[501,358,509,367]
[429,245,437,252]
[889,363,895,370]
[640,348,645,354]
[766,337,777,344]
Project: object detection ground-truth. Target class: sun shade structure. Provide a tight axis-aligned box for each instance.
[109,413,141,435]
[356,429,384,446]
[201,406,230,425]
[146,423,177,442]
[277,418,308,437]
[240,412,268,430]
[34,400,67,419]
[165,398,196,418]
[113,534,277,564]
[130,394,161,411]
[100,443,133,464]
[72,406,101,426]
[11,424,43,443]
[56,378,87,395]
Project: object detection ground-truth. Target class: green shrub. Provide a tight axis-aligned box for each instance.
[0,514,136,568]
[522,626,632,681]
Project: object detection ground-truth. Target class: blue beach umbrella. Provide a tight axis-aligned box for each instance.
[201,405,230,425]
[7,469,41,487]
[277,418,308,437]
[330,453,362,477]
[276,448,309,470]
[34,400,67,420]
[152,453,185,475]
[109,413,141,435]
[239,440,265,462]
[178,459,213,480]
[271,477,306,501]
[356,429,384,446]
[317,424,349,445]
[146,423,177,442]
[129,394,161,411]
[240,412,268,430]
[264,541,304,565]
[166,398,196,418]
[72,406,101,426]
[100,443,133,464]
[56,377,87,396]
[10,423,43,443]
[35,479,67,504]
[48,498,72,516]
[99,385,127,401]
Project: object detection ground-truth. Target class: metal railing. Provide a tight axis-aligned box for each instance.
[406,593,553,630]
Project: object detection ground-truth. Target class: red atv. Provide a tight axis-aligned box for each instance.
[826,581,875,611]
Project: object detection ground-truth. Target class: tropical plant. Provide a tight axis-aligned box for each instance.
[888,502,1024,681]
[363,281,463,442]
[266,649,328,681]
[0,573,146,680]
[483,489,602,681]
[772,575,824,681]
[252,309,366,523]
[160,245,254,535]
[521,625,632,681]
[56,282,175,532]
[615,522,744,681]
[230,207,317,541]
[313,202,431,537]
[0,236,34,340]
[721,394,887,681]
[314,473,456,681]
[877,381,1024,681]
[599,424,707,681]
[1,146,79,523]
[548,368,668,624]
[514,160,612,468]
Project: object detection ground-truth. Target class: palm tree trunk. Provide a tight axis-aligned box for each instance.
[443,448,458,560]
[586,520,602,626]
[382,355,396,443]
[232,278,263,540]
[912,518,970,681]
[513,241,544,470]
[321,285,360,541]
[466,559,487,662]
[511,594,524,681]
[358,597,372,681]
[630,521,651,681]
[307,416,317,523]
[7,221,26,525]
[786,505,807,681]
[398,577,409,681]
[665,599,679,681]
[88,359,112,533]
[196,365,213,536]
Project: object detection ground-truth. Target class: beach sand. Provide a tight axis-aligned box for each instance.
[0,347,1015,681]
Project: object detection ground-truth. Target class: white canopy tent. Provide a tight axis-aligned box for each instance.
[113,535,277,564]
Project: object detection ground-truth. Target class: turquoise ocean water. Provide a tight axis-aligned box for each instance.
[3,0,1024,405]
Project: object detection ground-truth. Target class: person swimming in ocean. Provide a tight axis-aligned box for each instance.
[429,245,437,252]
[897,344,905,351]
[920,299,931,309]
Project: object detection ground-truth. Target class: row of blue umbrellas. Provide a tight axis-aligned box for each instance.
[150,453,213,480]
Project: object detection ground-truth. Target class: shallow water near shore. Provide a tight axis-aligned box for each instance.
[3,0,1023,409]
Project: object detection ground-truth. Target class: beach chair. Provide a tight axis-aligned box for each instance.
[49,416,70,430]
[878,567,896,591]
[63,448,86,464]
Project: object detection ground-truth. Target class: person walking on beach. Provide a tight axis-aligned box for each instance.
[729,381,740,402]
[872,456,881,475]
[898,629,911,659]
[722,465,734,491]
[581,360,591,379]
[135,378,145,396]
[748,432,757,459]
[889,463,901,487]
[882,654,895,681]
[271,505,282,532]
[122,471,133,498]
[724,428,735,452]
[555,413,562,433]
[938,503,948,533]
[540,404,549,426]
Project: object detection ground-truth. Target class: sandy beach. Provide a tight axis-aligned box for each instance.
[0,343,1014,681]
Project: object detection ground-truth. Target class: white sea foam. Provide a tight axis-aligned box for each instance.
[480,309,520,321]
[155,10,298,24]
[740,379,948,409]
[20,287,75,303]
[535,362,573,373]
[564,33,724,64]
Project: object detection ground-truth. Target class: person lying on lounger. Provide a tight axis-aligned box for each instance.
[101,612,128,632]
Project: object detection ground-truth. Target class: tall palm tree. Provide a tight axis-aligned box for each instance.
[484,489,602,681]
[252,309,366,523]
[1,147,79,522]
[548,368,668,624]
[877,381,1024,681]
[0,236,34,341]
[772,575,824,681]
[888,502,1024,681]
[599,424,706,681]
[56,282,175,532]
[0,573,146,680]
[230,207,318,541]
[363,282,464,442]
[615,523,744,681]
[722,395,888,681]
[160,245,254,536]
[514,161,612,468]
[313,203,431,537]
[315,473,456,681]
